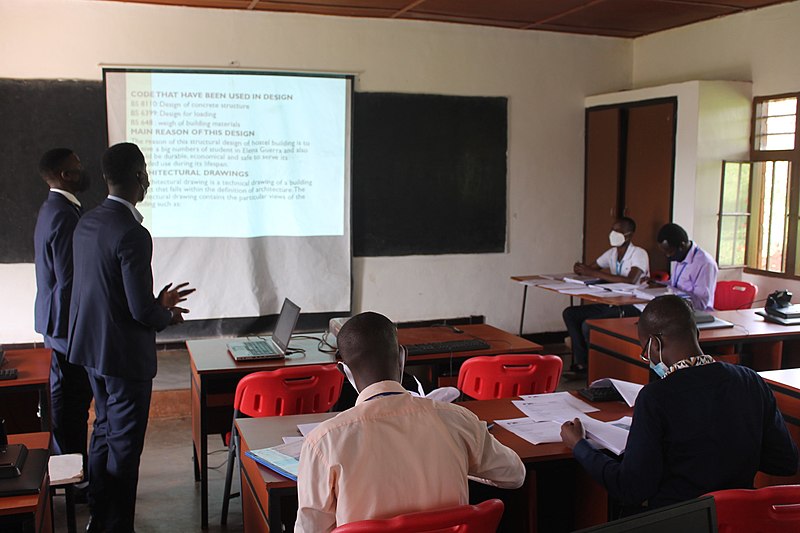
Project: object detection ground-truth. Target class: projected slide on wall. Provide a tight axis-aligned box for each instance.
[105,70,352,321]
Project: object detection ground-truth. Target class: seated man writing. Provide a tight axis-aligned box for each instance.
[656,222,718,311]
[295,312,525,532]
[560,295,798,511]
[563,217,650,375]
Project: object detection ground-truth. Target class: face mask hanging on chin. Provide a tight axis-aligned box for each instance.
[609,231,626,247]
[647,336,669,379]
[338,361,359,392]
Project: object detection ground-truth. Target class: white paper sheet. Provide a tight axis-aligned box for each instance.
[494,418,563,445]
[578,415,632,455]
[589,378,644,407]
[514,391,598,422]
[297,422,321,436]
[281,436,305,445]
[540,282,585,291]
[558,286,606,295]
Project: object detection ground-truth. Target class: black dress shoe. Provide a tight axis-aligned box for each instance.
[86,516,105,533]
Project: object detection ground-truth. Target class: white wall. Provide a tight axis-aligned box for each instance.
[633,1,800,304]
[0,0,633,342]
[583,81,751,254]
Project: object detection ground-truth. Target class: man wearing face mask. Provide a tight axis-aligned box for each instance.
[295,312,525,532]
[560,296,797,512]
[656,223,718,311]
[563,217,650,375]
[68,143,195,533]
[34,148,94,473]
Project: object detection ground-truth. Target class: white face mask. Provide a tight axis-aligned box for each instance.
[609,230,626,247]
[338,361,359,392]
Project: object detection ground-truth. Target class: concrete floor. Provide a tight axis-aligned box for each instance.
[51,343,584,532]
[53,415,243,533]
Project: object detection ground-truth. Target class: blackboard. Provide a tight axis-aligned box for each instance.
[0,82,508,262]
[0,79,108,263]
[352,92,507,256]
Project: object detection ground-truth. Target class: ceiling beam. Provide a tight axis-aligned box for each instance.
[522,0,607,30]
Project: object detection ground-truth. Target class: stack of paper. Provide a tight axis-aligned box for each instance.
[579,416,632,456]
[599,283,642,294]
[562,275,602,285]
[245,439,304,481]
[493,418,562,445]
[513,391,598,422]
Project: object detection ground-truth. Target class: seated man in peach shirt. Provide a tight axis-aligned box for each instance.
[295,312,526,532]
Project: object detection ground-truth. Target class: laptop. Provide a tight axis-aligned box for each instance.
[227,299,301,361]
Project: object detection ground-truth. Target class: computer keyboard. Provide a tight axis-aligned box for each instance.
[405,339,491,356]
[242,340,277,356]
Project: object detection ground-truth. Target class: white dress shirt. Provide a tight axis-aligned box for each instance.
[107,195,144,224]
[295,380,526,532]
[596,243,650,279]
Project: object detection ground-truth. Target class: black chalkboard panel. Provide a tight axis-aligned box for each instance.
[0,79,108,263]
[352,92,507,256]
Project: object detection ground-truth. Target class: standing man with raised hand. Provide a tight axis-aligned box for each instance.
[34,148,93,471]
[68,142,195,533]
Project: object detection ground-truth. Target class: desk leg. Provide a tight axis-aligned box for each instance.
[519,285,528,336]
[268,491,285,533]
[199,378,209,529]
[751,341,783,371]
[39,385,52,432]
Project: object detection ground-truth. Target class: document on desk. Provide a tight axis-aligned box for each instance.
[245,439,304,481]
[540,282,587,291]
[578,415,632,456]
[297,422,321,436]
[558,286,607,296]
[588,378,643,407]
[520,278,553,286]
[494,418,563,445]
[513,391,598,422]
[598,283,642,294]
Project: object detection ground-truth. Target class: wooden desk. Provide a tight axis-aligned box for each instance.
[236,396,631,533]
[187,325,540,527]
[758,368,800,487]
[587,309,800,385]
[511,275,646,336]
[0,349,51,434]
[1,433,52,533]
[187,336,336,528]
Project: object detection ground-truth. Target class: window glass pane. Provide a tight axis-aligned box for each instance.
[754,97,797,151]
[755,161,790,272]
[736,163,751,212]
[718,216,748,267]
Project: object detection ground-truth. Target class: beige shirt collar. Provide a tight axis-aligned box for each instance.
[354,380,409,406]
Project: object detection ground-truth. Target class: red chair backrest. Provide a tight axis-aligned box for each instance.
[331,499,504,533]
[650,270,670,283]
[457,355,562,400]
[708,485,800,533]
[233,365,344,418]
[714,280,757,310]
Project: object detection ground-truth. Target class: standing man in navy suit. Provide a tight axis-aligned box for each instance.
[68,143,194,533]
[33,148,93,470]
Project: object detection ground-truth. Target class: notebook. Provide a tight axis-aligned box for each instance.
[227,298,301,361]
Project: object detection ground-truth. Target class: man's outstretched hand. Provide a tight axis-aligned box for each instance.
[158,282,196,324]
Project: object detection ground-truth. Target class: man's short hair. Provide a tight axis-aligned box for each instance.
[39,148,74,177]
[338,312,398,367]
[102,143,144,186]
[619,217,636,234]
[639,295,696,338]
[657,223,689,248]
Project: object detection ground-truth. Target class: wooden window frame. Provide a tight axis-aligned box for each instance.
[744,93,800,278]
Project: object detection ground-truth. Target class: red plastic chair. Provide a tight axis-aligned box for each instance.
[714,280,758,310]
[708,485,800,533]
[457,355,562,400]
[220,365,344,524]
[332,499,504,533]
[650,270,670,283]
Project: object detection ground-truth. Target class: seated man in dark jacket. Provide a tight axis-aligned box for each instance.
[561,295,799,510]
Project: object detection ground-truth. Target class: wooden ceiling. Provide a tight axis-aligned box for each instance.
[108,0,793,38]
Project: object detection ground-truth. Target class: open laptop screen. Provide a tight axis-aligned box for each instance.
[273,299,301,351]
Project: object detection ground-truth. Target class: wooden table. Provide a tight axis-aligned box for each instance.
[187,336,336,528]
[236,395,632,533]
[586,309,800,385]
[758,368,800,487]
[0,349,51,434]
[187,325,541,528]
[0,433,52,533]
[511,275,646,336]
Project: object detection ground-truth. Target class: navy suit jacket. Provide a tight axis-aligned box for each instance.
[67,198,172,380]
[34,191,81,354]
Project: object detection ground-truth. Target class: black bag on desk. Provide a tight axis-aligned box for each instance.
[0,448,48,496]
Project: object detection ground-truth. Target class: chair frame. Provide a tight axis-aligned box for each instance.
[220,364,343,525]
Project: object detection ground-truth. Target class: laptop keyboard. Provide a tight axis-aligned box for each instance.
[405,338,490,356]
[242,340,277,356]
